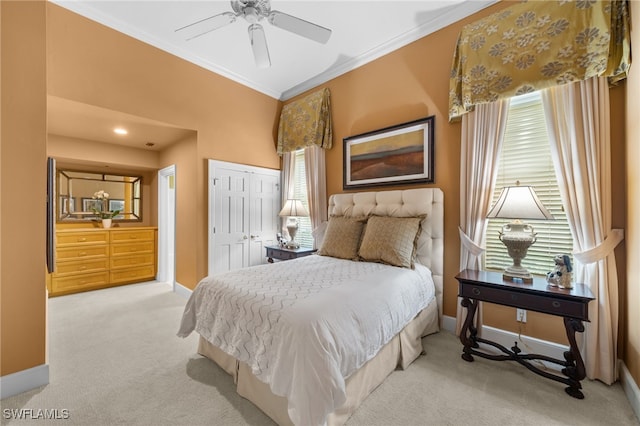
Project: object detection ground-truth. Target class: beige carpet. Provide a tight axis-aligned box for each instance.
[1,281,637,426]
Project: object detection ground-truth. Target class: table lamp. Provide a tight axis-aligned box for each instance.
[486,182,554,283]
[278,199,309,249]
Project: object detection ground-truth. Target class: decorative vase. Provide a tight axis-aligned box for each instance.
[102,218,112,229]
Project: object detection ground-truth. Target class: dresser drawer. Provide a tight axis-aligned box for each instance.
[110,265,155,284]
[56,245,109,261]
[54,258,108,276]
[110,241,154,256]
[51,271,110,293]
[56,231,109,246]
[110,229,154,243]
[460,283,589,320]
[110,253,154,269]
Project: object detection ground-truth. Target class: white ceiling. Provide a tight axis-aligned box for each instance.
[51,0,496,101]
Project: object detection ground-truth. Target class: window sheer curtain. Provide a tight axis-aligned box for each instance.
[280,152,296,239]
[541,76,624,384]
[304,145,327,249]
[456,100,509,335]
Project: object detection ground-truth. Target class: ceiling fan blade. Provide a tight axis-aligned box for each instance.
[248,24,271,68]
[268,10,331,44]
[175,12,237,41]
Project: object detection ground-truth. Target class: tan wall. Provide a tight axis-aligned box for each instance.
[46,3,281,289]
[158,134,199,287]
[625,0,640,388]
[290,1,629,346]
[1,1,48,376]
[48,134,160,170]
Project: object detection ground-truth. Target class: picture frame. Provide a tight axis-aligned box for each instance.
[59,195,75,216]
[109,199,125,212]
[109,199,125,219]
[82,198,103,213]
[343,116,434,190]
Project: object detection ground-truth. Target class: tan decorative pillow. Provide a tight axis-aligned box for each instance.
[317,216,366,260]
[358,216,422,268]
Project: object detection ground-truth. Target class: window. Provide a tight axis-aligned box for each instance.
[291,149,313,248]
[484,92,573,276]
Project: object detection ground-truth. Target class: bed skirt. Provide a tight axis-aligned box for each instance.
[197,297,439,426]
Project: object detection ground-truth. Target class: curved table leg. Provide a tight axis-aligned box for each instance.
[460,297,479,362]
[562,317,586,399]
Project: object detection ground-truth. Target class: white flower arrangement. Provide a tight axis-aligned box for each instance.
[92,190,120,219]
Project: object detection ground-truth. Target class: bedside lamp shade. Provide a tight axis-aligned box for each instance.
[278,199,309,218]
[279,199,309,249]
[487,183,553,283]
[487,185,554,221]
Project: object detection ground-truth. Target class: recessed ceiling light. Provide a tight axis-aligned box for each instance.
[114,128,128,135]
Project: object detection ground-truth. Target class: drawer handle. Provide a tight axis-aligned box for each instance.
[79,252,87,256]
[130,236,138,239]
[78,237,87,242]
[552,301,561,308]
[79,266,87,270]
[472,287,481,296]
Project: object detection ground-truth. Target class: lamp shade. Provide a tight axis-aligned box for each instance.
[279,199,309,217]
[487,184,554,220]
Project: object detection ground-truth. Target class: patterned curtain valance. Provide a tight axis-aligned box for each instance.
[449,0,631,122]
[277,88,333,155]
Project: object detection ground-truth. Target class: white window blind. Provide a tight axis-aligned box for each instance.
[485,92,573,276]
[292,149,313,248]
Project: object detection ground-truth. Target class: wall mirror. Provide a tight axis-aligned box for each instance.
[57,170,142,222]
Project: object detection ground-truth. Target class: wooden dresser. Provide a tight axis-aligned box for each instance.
[50,227,157,296]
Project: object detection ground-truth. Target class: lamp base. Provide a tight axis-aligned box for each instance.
[285,241,300,249]
[286,220,299,249]
[499,221,536,284]
[502,267,533,284]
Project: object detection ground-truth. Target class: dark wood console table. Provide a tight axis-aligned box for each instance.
[455,269,595,399]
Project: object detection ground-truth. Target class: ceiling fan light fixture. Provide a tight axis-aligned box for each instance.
[243,6,260,24]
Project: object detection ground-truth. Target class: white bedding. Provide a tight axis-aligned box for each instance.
[178,254,435,426]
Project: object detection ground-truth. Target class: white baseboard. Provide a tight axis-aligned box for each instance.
[0,364,49,400]
[620,360,640,422]
[441,315,568,370]
[442,314,457,334]
[173,281,193,299]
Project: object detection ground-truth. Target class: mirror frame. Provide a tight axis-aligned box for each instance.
[56,169,143,223]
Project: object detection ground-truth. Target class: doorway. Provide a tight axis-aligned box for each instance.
[158,165,176,289]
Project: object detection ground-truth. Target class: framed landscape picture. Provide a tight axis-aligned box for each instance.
[343,116,434,189]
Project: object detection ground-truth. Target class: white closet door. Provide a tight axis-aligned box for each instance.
[248,172,280,267]
[209,160,281,276]
[210,166,250,275]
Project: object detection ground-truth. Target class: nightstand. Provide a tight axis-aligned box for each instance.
[265,245,316,263]
[455,269,595,399]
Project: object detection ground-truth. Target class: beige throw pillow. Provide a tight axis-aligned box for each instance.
[358,216,422,268]
[317,216,366,260]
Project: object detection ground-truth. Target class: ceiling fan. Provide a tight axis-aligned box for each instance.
[175,0,332,68]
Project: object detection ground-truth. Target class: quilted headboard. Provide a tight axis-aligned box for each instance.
[328,188,444,321]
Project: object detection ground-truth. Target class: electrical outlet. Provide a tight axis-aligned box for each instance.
[516,309,527,323]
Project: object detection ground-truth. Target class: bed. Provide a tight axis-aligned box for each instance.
[178,188,444,425]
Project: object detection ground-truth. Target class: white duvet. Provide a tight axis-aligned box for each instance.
[177,254,435,426]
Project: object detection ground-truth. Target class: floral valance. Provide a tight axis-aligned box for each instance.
[449,0,631,122]
[277,88,333,155]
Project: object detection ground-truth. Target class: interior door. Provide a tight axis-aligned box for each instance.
[248,172,281,266]
[211,166,250,274]
[209,160,281,276]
